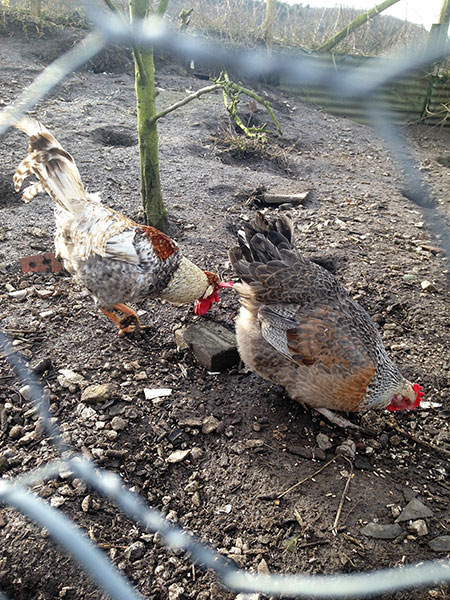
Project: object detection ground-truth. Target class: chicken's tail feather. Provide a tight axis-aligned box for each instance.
[13,117,87,213]
[230,212,296,273]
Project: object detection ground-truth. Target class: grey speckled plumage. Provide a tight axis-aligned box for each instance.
[229,212,418,414]
[13,118,222,333]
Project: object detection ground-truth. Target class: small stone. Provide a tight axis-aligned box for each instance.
[245,439,264,449]
[81,383,116,404]
[402,273,417,281]
[408,519,428,537]
[316,433,332,450]
[190,447,203,461]
[168,583,184,600]
[360,523,403,539]
[50,496,66,508]
[18,431,35,446]
[420,280,437,293]
[39,310,54,318]
[257,558,270,575]
[19,385,34,402]
[105,430,118,441]
[429,536,450,552]
[202,415,220,434]
[58,369,87,389]
[9,289,28,300]
[135,371,147,381]
[336,439,356,459]
[395,498,434,522]
[167,449,191,463]
[81,495,91,512]
[166,510,178,523]
[176,413,203,427]
[111,416,127,431]
[9,425,24,440]
[124,541,144,561]
[35,289,53,299]
[191,491,201,507]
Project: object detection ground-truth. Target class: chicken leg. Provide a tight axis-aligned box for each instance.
[100,303,147,335]
[315,408,360,430]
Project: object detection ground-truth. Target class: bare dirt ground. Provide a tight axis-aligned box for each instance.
[0,21,449,600]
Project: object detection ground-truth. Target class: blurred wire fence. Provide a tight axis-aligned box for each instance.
[0,2,449,598]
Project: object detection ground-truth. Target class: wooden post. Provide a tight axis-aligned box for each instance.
[317,0,401,53]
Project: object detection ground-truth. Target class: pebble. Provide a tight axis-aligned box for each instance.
[58,369,87,389]
[9,425,24,440]
[50,496,66,508]
[420,280,437,292]
[111,416,127,431]
[9,289,29,300]
[81,383,116,404]
[408,519,428,537]
[395,498,434,522]
[168,583,184,600]
[18,431,35,446]
[360,523,403,539]
[429,536,450,552]
[202,415,220,434]
[81,495,91,512]
[336,439,356,459]
[124,541,144,561]
[167,449,191,463]
[19,385,34,402]
[316,433,332,450]
[190,447,203,461]
[245,439,264,449]
[257,558,270,575]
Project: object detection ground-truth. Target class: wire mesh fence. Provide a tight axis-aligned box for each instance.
[0,2,449,599]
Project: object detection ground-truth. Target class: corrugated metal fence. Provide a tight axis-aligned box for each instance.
[279,54,450,126]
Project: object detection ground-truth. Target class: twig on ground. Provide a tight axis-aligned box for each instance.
[382,417,450,459]
[331,456,354,536]
[277,455,340,499]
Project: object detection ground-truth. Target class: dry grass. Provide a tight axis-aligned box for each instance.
[210,122,292,172]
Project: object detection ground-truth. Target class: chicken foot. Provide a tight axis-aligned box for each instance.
[314,407,360,430]
[100,303,147,335]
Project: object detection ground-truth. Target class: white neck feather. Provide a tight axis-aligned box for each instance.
[161,256,209,304]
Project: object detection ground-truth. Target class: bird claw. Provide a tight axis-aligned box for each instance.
[118,315,148,336]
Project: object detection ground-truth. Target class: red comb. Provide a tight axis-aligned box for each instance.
[219,281,234,288]
[412,383,424,408]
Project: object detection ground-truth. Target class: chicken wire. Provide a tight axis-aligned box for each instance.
[0,3,450,599]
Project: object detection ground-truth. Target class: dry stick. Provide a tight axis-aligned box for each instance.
[331,456,354,536]
[277,455,340,499]
[150,84,223,125]
[382,417,450,459]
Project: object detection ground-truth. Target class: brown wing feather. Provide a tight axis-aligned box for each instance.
[259,303,376,411]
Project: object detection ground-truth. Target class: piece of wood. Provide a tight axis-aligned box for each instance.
[262,191,310,205]
[176,322,239,371]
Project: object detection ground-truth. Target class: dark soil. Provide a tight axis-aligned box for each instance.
[0,21,449,600]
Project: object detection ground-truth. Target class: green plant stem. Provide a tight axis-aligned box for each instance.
[316,0,401,53]
[130,0,167,230]
[151,84,222,124]
[227,81,283,135]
